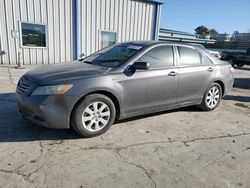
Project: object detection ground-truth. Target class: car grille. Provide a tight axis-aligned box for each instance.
[16,76,34,95]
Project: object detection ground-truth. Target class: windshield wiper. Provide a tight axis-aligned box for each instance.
[82,60,94,65]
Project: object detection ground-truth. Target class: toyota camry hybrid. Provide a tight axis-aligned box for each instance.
[16,41,234,137]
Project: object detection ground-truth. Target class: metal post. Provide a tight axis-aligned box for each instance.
[16,51,25,69]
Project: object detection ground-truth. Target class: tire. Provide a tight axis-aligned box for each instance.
[198,83,222,111]
[71,94,116,137]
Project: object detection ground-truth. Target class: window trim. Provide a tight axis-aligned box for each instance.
[99,30,117,49]
[175,45,213,67]
[19,21,48,49]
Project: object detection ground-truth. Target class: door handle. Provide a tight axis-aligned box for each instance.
[168,71,177,76]
[207,67,214,72]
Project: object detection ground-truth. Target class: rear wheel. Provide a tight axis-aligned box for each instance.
[71,94,116,137]
[198,83,222,111]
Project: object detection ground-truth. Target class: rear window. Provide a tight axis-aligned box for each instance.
[178,46,201,65]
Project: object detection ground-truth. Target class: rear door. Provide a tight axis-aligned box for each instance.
[176,45,215,104]
[123,45,178,115]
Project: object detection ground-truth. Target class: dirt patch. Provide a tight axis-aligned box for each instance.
[234,103,250,109]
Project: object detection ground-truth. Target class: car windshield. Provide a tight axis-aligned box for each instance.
[81,44,142,68]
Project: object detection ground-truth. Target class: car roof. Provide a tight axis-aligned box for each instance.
[190,43,204,47]
[119,41,199,48]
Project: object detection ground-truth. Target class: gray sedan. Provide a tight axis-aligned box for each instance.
[16,41,234,137]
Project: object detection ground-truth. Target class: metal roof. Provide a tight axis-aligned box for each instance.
[160,28,197,37]
[159,28,216,44]
[158,36,216,44]
[145,0,164,4]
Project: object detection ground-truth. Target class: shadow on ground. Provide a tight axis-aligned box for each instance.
[0,93,80,142]
[233,78,250,90]
[0,82,249,143]
[0,93,201,142]
[224,95,250,102]
[235,66,250,71]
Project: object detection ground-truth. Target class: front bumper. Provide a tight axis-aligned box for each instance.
[16,93,78,129]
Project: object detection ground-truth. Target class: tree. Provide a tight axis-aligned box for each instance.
[210,29,218,36]
[209,29,218,39]
[233,31,239,41]
[233,31,239,35]
[195,26,210,37]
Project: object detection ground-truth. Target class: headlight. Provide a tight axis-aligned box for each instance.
[31,84,73,96]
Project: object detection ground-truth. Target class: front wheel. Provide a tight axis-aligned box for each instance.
[198,83,222,111]
[71,94,116,137]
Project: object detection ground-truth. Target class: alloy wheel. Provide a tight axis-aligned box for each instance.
[206,86,220,108]
[81,102,110,132]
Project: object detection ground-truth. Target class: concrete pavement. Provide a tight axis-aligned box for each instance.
[0,65,249,188]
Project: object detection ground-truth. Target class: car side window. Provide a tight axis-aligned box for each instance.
[178,46,201,65]
[201,54,213,65]
[137,46,174,69]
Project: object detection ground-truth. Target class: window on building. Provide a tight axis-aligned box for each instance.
[21,23,46,48]
[101,31,116,49]
[178,46,201,65]
[137,46,174,69]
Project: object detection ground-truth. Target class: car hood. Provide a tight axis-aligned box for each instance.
[25,60,111,85]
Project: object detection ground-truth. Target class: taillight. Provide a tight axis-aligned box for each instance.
[229,66,235,73]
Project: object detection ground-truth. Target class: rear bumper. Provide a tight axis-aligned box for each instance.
[16,93,78,129]
[223,74,234,97]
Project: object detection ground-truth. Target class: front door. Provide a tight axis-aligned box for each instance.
[123,45,178,116]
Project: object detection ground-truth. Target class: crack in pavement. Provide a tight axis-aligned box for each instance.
[182,132,250,146]
[124,161,157,188]
[7,67,16,86]
[38,140,44,158]
[0,140,44,183]
[1,132,249,186]
[47,140,64,146]
[64,132,250,155]
[242,147,250,152]
[26,134,46,164]
[0,164,41,184]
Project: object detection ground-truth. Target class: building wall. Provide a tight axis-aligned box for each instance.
[0,0,159,65]
[0,0,74,65]
[211,34,232,42]
[78,0,157,56]
[231,33,250,42]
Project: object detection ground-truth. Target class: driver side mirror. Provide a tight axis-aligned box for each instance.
[132,61,149,70]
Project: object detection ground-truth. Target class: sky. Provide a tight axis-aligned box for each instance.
[160,0,250,34]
